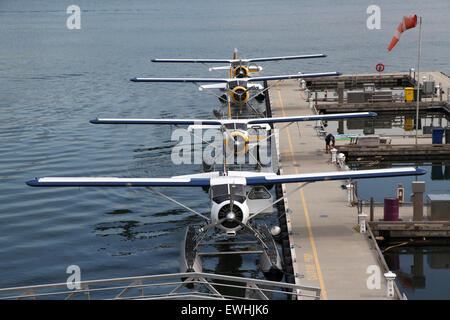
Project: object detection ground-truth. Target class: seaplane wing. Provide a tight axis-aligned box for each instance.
[244,167,426,185]
[27,168,425,188]
[90,118,223,125]
[246,54,327,62]
[247,112,377,124]
[247,72,341,82]
[151,58,233,64]
[130,77,229,83]
[150,54,327,64]
[26,176,214,187]
[90,112,376,127]
[131,72,340,84]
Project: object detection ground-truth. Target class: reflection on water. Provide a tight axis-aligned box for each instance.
[355,161,450,203]
[327,111,449,137]
[384,246,450,299]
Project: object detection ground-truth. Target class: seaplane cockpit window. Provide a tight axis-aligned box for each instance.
[224,123,247,131]
[247,186,271,200]
[211,184,246,204]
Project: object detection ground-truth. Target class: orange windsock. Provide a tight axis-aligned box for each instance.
[387,14,418,51]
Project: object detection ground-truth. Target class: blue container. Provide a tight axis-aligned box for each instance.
[445,127,450,144]
[432,127,444,144]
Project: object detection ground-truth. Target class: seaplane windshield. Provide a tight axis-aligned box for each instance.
[223,123,247,130]
[228,80,246,88]
[211,184,246,203]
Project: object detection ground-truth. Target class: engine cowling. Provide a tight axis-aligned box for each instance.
[211,200,249,232]
[232,65,249,78]
[229,86,249,104]
[224,130,249,156]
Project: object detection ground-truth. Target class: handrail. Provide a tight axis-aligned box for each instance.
[0,272,321,300]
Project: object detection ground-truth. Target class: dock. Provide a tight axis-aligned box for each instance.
[269,79,392,299]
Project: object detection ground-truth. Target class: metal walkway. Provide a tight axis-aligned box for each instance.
[0,272,321,300]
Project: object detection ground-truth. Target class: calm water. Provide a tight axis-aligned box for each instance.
[384,246,450,300]
[0,0,449,296]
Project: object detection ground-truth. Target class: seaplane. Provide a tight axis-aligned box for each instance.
[151,48,328,79]
[27,163,426,280]
[130,71,341,106]
[90,112,378,169]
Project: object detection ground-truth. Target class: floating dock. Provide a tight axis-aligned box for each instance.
[269,79,392,300]
[269,70,450,300]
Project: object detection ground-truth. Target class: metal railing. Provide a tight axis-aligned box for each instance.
[0,272,321,300]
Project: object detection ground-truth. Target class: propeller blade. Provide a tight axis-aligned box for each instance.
[230,184,236,213]
[199,218,227,233]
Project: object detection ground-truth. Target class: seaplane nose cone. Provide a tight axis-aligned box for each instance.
[226,212,236,221]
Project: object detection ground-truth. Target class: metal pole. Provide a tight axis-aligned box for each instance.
[415,17,422,145]
[370,197,374,222]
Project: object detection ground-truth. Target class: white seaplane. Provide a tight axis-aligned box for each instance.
[90,112,377,164]
[151,48,327,78]
[27,165,425,279]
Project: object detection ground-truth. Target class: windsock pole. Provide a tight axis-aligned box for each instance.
[415,17,422,145]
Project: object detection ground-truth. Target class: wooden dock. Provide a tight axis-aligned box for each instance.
[269,80,392,300]
[316,101,448,114]
[304,72,415,90]
[336,143,450,161]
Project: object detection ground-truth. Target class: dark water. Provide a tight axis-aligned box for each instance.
[0,0,449,292]
[384,246,450,300]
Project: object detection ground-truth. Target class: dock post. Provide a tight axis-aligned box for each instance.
[337,81,344,104]
[347,182,354,206]
[331,148,338,163]
[411,181,425,221]
[370,197,374,221]
[384,271,396,298]
[358,213,367,233]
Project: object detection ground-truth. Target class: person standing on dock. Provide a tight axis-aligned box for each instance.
[325,133,335,153]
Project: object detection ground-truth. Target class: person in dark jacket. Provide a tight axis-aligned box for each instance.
[325,133,335,153]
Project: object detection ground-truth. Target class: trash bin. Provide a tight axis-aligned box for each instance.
[445,127,450,144]
[384,198,399,221]
[432,127,444,144]
[404,87,414,102]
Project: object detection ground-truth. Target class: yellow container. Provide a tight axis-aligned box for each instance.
[404,118,414,131]
[404,87,414,102]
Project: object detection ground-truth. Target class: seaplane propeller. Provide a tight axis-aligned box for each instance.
[232,64,249,79]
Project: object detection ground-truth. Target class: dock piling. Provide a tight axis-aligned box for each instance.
[411,181,425,221]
